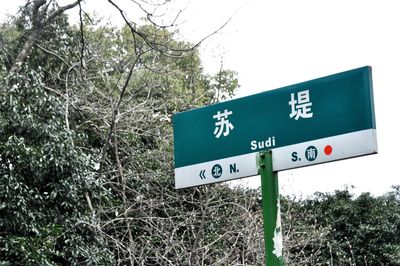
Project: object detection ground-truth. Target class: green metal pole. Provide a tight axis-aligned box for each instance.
[257,150,284,265]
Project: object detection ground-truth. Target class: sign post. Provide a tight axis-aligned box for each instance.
[258,151,284,265]
[172,66,378,265]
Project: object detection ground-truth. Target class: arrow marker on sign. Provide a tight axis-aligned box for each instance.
[199,170,206,179]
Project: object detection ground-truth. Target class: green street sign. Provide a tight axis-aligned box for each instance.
[173,66,377,189]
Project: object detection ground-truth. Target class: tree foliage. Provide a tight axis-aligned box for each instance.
[282,187,400,265]
[0,58,114,265]
[0,1,242,265]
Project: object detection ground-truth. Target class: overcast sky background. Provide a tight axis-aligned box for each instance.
[1,0,399,196]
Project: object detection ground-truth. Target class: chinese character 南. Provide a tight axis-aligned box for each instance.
[213,109,234,138]
[289,90,313,120]
[305,145,318,161]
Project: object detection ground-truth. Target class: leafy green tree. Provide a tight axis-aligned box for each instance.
[0,66,114,264]
[284,187,400,265]
[1,1,244,264]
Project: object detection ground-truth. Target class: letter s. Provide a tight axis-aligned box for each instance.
[291,152,298,162]
[250,140,257,151]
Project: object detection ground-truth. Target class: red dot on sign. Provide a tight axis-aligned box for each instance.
[324,145,333,155]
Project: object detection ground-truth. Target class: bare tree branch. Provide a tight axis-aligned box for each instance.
[9,0,83,75]
[78,0,85,69]
[44,0,83,24]
[107,0,196,58]
[99,56,140,177]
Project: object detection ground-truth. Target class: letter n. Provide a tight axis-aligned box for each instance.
[229,163,238,174]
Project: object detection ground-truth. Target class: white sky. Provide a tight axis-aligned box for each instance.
[1,0,399,196]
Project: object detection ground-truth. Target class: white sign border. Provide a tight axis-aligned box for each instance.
[175,129,377,189]
[272,128,377,171]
